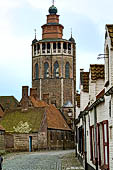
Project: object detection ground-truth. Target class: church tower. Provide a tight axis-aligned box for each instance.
[32,3,76,122]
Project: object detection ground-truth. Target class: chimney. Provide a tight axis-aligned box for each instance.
[30,88,37,99]
[21,86,29,111]
[22,86,29,98]
[80,69,84,73]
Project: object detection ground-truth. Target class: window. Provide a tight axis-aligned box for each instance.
[90,121,109,168]
[65,62,70,78]
[42,43,46,53]
[37,44,40,54]
[54,61,59,78]
[44,62,49,78]
[109,100,111,117]
[90,126,94,161]
[34,44,36,55]
[53,43,56,53]
[103,121,109,167]
[47,43,50,53]
[35,63,39,79]
[50,131,53,140]
[78,126,84,154]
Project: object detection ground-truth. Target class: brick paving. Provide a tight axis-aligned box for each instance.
[2,150,84,170]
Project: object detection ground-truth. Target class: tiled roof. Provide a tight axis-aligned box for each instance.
[0,96,19,110]
[30,96,48,107]
[0,108,44,133]
[80,72,89,92]
[90,64,105,80]
[106,24,113,46]
[76,93,80,108]
[46,104,71,131]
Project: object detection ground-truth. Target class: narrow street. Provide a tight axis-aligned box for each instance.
[3,150,84,170]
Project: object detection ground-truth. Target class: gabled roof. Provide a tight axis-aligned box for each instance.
[46,104,71,131]
[90,64,105,80]
[80,72,89,92]
[0,96,19,110]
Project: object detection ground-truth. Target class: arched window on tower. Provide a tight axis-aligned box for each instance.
[44,62,49,78]
[35,63,39,79]
[54,61,59,78]
[65,62,70,78]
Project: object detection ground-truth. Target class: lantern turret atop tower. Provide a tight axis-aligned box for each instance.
[41,5,64,39]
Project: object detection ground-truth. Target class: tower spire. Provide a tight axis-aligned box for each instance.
[34,29,36,39]
[52,0,54,5]
[71,28,72,38]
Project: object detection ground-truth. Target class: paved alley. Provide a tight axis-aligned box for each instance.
[3,150,84,170]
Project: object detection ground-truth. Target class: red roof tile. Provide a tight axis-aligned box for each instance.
[46,104,71,131]
[30,96,48,108]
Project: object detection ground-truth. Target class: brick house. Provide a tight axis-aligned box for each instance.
[0,86,74,151]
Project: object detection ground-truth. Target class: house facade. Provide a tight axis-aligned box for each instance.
[75,24,113,170]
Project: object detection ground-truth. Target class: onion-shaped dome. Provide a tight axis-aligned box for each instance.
[49,5,58,15]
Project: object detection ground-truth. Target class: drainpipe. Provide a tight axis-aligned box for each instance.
[94,106,98,170]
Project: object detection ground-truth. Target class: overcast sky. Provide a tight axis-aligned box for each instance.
[0,0,113,100]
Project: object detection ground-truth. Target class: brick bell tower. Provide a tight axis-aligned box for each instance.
[32,3,76,123]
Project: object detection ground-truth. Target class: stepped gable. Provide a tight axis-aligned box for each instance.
[90,64,105,80]
[80,72,89,92]
[106,24,113,45]
[46,104,71,131]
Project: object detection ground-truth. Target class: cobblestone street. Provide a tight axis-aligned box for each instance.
[2,150,84,170]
